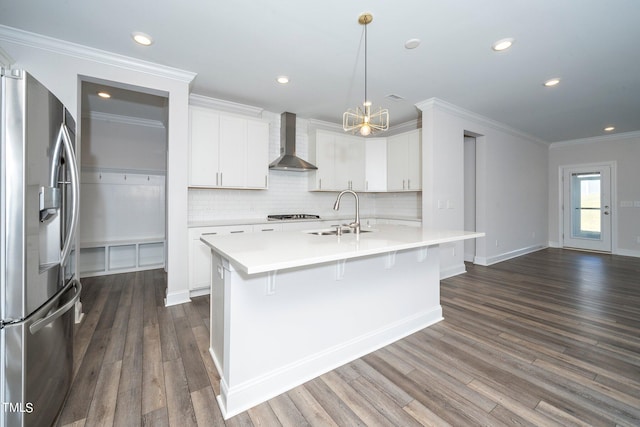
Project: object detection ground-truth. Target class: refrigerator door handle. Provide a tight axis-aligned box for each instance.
[28,279,81,335]
[56,123,80,266]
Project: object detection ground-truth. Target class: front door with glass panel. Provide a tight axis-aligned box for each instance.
[562,165,612,252]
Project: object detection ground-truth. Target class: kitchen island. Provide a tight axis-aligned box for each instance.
[201,224,484,419]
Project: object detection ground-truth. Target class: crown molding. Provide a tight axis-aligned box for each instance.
[0,25,196,83]
[416,97,548,146]
[189,93,264,117]
[0,45,14,67]
[306,118,343,133]
[550,130,640,148]
[83,111,165,129]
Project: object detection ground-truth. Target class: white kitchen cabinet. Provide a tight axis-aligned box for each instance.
[310,130,336,190]
[338,135,366,191]
[252,223,283,232]
[189,107,220,186]
[364,137,387,191]
[309,130,365,191]
[387,129,421,191]
[188,225,252,294]
[189,106,269,189]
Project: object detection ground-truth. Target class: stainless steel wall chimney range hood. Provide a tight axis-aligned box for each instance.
[269,112,318,171]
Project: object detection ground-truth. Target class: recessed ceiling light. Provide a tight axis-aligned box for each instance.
[132,32,153,46]
[404,38,421,49]
[276,76,289,84]
[492,38,514,52]
[543,78,561,87]
[604,126,615,132]
[97,91,111,99]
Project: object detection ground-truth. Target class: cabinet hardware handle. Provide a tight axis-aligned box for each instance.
[220,172,223,186]
[230,230,244,234]
[265,175,268,187]
[216,172,219,186]
[403,180,406,190]
[319,178,322,189]
[408,179,411,189]
[202,232,218,236]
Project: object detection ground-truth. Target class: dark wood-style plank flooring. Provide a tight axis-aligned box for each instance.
[58,248,640,426]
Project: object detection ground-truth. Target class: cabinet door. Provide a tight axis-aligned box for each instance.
[346,137,366,191]
[189,229,216,291]
[219,115,247,188]
[334,135,352,190]
[189,107,220,186]
[365,138,387,191]
[314,131,336,190]
[407,130,421,190]
[246,120,269,189]
[387,133,409,191]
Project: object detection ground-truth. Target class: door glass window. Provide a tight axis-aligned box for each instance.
[571,172,601,240]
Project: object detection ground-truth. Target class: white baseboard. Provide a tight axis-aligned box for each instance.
[615,248,640,258]
[164,290,191,307]
[474,244,547,266]
[440,263,467,279]
[548,240,561,248]
[190,287,210,298]
[215,307,443,420]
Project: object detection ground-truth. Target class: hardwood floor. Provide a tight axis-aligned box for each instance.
[58,248,640,426]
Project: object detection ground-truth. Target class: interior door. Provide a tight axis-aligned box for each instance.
[562,165,612,252]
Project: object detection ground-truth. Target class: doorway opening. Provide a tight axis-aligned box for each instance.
[77,77,169,277]
[561,163,614,253]
[464,133,478,262]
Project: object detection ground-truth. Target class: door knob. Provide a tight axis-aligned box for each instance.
[604,211,610,215]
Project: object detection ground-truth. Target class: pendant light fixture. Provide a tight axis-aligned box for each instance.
[343,12,389,136]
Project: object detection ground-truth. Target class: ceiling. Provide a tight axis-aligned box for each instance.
[1,0,639,142]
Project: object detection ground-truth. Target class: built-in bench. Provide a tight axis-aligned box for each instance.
[79,238,165,277]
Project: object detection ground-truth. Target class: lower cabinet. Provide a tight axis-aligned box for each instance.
[188,225,252,295]
[188,219,421,296]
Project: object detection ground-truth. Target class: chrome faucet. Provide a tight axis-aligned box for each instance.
[333,189,360,234]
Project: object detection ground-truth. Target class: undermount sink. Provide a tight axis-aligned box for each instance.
[306,229,373,236]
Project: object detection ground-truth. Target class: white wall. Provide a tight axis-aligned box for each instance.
[80,115,167,245]
[417,98,549,276]
[0,26,194,306]
[82,115,167,172]
[548,132,640,257]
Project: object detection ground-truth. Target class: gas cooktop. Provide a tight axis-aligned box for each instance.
[267,214,321,221]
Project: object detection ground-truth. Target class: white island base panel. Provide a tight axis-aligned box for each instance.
[210,245,442,419]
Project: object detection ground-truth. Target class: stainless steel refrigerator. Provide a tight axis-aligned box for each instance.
[1,69,81,426]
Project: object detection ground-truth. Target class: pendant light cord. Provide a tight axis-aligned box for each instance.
[364,21,368,106]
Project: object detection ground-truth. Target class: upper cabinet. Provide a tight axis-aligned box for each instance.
[309,129,421,192]
[309,130,365,191]
[189,106,269,189]
[387,129,421,191]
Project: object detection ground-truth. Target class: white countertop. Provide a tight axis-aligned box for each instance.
[201,224,484,274]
